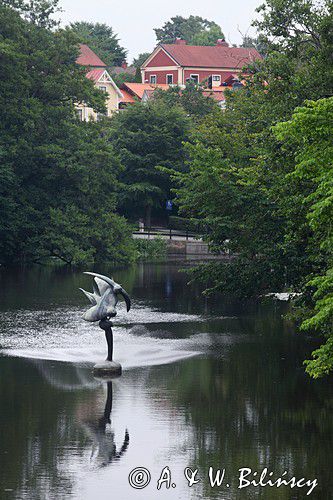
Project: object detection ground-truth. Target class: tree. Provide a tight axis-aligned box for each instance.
[106,101,191,226]
[241,35,268,56]
[0,1,134,265]
[69,21,127,66]
[154,81,218,120]
[154,16,225,45]
[274,98,333,378]
[2,0,61,28]
[168,0,333,377]
[132,52,150,68]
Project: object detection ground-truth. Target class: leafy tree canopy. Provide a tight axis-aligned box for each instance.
[0,1,134,265]
[69,21,127,66]
[154,81,218,120]
[154,15,225,45]
[168,0,333,376]
[274,98,333,378]
[132,52,151,68]
[105,100,191,226]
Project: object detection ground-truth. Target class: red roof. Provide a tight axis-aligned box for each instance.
[119,89,136,103]
[202,88,228,102]
[122,82,169,99]
[77,44,106,68]
[121,82,229,104]
[86,69,106,82]
[110,66,136,76]
[160,44,261,69]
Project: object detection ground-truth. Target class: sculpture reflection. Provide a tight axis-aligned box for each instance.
[84,382,130,468]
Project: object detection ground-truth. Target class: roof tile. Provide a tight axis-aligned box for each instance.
[76,44,106,68]
[160,44,261,69]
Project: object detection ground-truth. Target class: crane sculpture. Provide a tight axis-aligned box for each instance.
[80,272,131,376]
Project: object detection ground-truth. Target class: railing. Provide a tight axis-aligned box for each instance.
[132,226,201,241]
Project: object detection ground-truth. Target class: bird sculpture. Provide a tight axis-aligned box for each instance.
[80,272,131,371]
[80,272,131,322]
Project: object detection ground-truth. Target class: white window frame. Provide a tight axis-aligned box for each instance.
[212,75,221,82]
[166,74,173,84]
[149,75,157,84]
[99,85,107,92]
[190,74,199,83]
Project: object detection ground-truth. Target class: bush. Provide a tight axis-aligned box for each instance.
[134,237,167,260]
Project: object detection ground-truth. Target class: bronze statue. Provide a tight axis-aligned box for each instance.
[80,272,131,375]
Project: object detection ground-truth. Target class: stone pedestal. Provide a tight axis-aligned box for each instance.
[93,360,122,378]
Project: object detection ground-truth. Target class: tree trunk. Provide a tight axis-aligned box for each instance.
[145,205,152,228]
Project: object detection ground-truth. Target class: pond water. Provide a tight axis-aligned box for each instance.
[0,263,332,499]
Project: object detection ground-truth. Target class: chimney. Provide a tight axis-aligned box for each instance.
[121,61,128,69]
[175,38,186,45]
[216,39,229,47]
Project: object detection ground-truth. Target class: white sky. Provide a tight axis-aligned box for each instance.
[58,0,262,63]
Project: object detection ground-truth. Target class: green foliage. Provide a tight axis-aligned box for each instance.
[110,71,137,88]
[105,100,191,226]
[170,0,333,376]
[154,82,218,120]
[134,237,167,260]
[274,98,333,377]
[2,0,61,28]
[132,52,150,68]
[304,336,333,379]
[168,216,204,233]
[0,2,134,266]
[154,15,225,45]
[69,21,127,66]
[241,35,269,56]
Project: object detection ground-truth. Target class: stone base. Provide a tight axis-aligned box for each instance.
[93,361,122,378]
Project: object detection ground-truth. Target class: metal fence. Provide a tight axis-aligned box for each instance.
[132,226,201,241]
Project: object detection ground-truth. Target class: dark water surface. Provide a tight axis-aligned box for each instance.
[0,263,332,500]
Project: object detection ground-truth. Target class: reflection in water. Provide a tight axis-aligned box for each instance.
[0,263,332,499]
[83,382,130,469]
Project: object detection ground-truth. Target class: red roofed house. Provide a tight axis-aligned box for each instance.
[141,39,261,89]
[76,44,123,120]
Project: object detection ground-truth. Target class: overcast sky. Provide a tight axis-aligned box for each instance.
[58,0,262,63]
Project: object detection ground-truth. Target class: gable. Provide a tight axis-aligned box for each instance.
[98,70,113,83]
[145,47,178,68]
[86,69,123,97]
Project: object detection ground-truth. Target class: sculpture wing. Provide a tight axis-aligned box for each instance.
[92,279,101,297]
[79,288,97,305]
[94,277,109,296]
[84,272,117,290]
[119,288,131,312]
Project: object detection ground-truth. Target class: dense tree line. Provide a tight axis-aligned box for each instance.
[0,0,134,266]
[168,0,333,377]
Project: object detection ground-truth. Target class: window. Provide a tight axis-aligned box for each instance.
[166,74,173,84]
[150,75,156,84]
[212,75,221,81]
[190,74,199,83]
[99,86,107,92]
